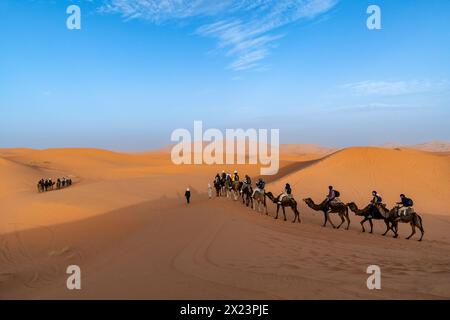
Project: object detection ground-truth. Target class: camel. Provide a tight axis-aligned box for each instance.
[213,179,222,197]
[378,205,425,241]
[346,202,393,235]
[224,178,232,198]
[240,183,253,207]
[233,181,243,201]
[252,189,268,214]
[266,192,301,223]
[303,198,350,229]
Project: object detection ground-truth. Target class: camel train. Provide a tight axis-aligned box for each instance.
[37,177,72,193]
[212,171,424,241]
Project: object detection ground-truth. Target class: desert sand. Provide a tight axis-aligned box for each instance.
[0,145,449,299]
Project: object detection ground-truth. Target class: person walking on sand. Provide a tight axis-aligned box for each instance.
[185,188,191,204]
[207,183,212,199]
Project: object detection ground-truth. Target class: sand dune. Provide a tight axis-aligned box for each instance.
[0,146,449,299]
[269,147,450,216]
[382,140,450,153]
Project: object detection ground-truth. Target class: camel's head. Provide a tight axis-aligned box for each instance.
[346,202,356,208]
[265,192,277,202]
[346,202,360,214]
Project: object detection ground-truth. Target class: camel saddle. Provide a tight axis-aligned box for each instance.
[279,193,293,202]
[330,197,343,206]
[398,207,414,218]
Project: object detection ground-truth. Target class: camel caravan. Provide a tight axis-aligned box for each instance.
[212,171,424,241]
[37,177,73,193]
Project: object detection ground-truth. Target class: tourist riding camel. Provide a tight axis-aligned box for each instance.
[369,190,383,218]
[325,185,337,212]
[232,170,240,182]
[240,176,253,207]
[377,201,424,241]
[213,174,222,197]
[252,178,267,213]
[396,194,414,217]
[303,187,350,229]
[347,201,393,235]
[266,191,301,223]
[243,174,251,186]
[252,178,265,197]
[278,183,292,204]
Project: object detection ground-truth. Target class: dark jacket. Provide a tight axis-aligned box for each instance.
[398,197,413,207]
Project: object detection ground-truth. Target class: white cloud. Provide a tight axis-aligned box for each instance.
[341,80,447,96]
[100,0,339,70]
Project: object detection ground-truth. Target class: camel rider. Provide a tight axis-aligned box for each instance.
[278,183,293,204]
[257,178,265,190]
[285,183,292,196]
[221,170,226,181]
[243,174,251,186]
[325,186,336,211]
[253,178,266,197]
[369,191,383,218]
[226,173,232,187]
[232,170,240,182]
[326,186,336,202]
[371,191,383,205]
[396,194,414,216]
[214,174,221,186]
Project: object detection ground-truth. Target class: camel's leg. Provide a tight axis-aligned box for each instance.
[275,205,280,219]
[322,212,327,227]
[360,218,367,232]
[393,222,399,238]
[327,212,336,229]
[291,206,297,223]
[345,209,350,230]
[369,219,373,233]
[382,220,390,236]
[282,207,287,221]
[418,226,424,241]
[417,216,424,241]
[336,213,345,229]
[406,223,416,240]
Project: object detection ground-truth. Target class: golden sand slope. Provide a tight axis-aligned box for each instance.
[0,147,314,234]
[270,147,450,216]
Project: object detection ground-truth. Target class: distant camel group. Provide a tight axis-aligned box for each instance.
[37,177,72,193]
[212,173,424,241]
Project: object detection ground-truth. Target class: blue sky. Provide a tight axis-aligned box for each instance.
[1,0,449,150]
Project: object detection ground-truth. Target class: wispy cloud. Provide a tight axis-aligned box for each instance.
[337,103,418,113]
[99,0,339,70]
[341,80,448,96]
